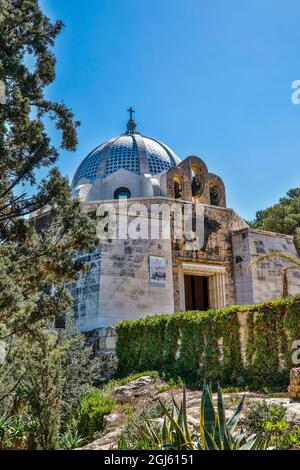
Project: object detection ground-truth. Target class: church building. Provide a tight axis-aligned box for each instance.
[69,110,300,333]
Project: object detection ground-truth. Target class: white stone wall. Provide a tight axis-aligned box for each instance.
[232,228,300,304]
[73,169,160,202]
[67,247,102,332]
[231,230,254,304]
[98,237,174,327]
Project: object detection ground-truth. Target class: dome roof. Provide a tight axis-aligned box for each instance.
[72,111,181,187]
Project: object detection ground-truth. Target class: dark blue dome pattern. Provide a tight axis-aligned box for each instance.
[104,135,139,177]
[72,133,181,187]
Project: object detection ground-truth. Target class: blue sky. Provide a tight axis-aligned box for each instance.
[41,0,300,220]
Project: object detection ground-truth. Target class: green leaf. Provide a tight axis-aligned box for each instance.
[227,395,245,434]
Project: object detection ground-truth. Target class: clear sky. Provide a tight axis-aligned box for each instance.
[41,0,300,221]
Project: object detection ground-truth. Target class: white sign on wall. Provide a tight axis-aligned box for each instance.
[149,256,166,288]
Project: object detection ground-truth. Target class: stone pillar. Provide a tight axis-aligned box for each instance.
[220,272,226,307]
[208,273,226,309]
[209,276,217,308]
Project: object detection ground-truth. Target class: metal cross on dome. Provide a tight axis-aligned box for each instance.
[127,106,135,120]
[126,106,137,134]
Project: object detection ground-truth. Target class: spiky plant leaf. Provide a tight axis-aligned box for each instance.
[227,395,245,434]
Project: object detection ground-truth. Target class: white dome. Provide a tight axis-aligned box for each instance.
[72,114,181,187]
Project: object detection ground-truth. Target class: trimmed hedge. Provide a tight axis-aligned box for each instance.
[116,296,300,388]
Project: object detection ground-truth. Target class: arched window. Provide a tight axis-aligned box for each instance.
[173,176,183,199]
[191,166,205,198]
[113,187,131,199]
[210,185,222,206]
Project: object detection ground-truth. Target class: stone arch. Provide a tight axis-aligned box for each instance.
[207,173,226,207]
[173,174,184,199]
[179,156,209,202]
[165,167,185,199]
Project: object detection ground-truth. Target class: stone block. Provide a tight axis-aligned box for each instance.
[106,336,116,350]
[98,337,107,349]
[106,327,116,337]
[288,367,300,401]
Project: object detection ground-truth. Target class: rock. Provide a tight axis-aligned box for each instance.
[79,429,123,450]
[285,402,300,426]
[288,368,300,401]
[94,350,118,382]
[103,412,123,429]
[114,376,160,402]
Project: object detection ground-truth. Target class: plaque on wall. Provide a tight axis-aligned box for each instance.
[149,256,167,287]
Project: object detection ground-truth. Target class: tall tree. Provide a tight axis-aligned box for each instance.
[0,0,97,339]
[249,188,300,252]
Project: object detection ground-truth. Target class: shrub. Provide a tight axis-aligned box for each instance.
[246,401,286,434]
[118,402,162,450]
[246,401,300,450]
[76,388,114,439]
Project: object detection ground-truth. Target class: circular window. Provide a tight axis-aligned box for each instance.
[210,185,222,206]
[113,187,131,199]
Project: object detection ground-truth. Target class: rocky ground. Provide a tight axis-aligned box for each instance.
[80,376,300,450]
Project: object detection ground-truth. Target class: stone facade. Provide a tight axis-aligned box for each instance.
[232,228,300,304]
[171,204,247,311]
[68,198,300,332]
[67,122,300,334]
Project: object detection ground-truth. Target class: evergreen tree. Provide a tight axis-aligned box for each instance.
[250,188,300,252]
[0,319,98,450]
[0,0,97,338]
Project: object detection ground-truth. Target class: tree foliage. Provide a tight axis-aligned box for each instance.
[0,320,98,449]
[0,1,100,449]
[0,0,97,338]
[249,188,300,251]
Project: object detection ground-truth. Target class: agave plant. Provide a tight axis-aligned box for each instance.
[136,384,268,450]
[0,411,12,449]
[59,420,87,449]
[7,416,29,450]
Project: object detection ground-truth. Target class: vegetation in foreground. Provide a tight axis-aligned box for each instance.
[1,357,300,451]
[120,384,267,450]
[118,382,300,451]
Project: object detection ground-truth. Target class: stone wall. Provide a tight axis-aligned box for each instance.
[85,327,118,381]
[70,198,300,334]
[98,236,174,327]
[232,228,300,304]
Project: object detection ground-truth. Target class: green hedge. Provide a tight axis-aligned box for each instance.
[116,296,300,388]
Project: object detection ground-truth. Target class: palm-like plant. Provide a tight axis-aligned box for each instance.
[0,412,12,450]
[248,252,300,298]
[59,420,87,449]
[136,384,267,450]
